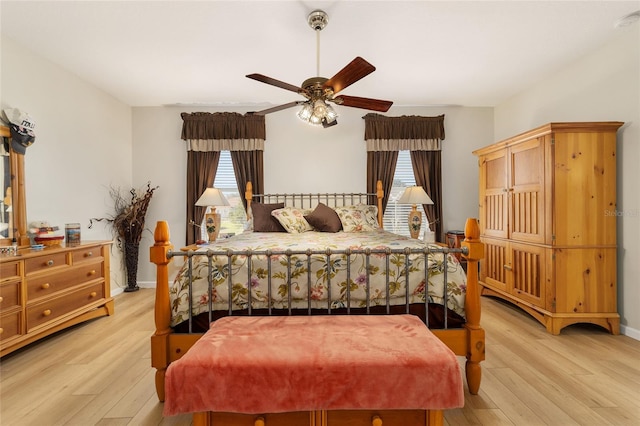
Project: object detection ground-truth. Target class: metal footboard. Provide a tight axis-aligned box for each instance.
[168,244,468,334]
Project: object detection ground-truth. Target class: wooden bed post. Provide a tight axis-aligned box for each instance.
[149,220,173,402]
[375,180,384,228]
[461,218,485,395]
[245,181,253,220]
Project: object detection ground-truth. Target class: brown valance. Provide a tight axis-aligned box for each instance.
[181,112,266,151]
[363,113,445,141]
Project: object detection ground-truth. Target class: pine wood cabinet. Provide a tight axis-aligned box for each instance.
[473,122,622,335]
[0,241,114,356]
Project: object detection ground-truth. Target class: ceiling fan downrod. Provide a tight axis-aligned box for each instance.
[307,10,328,77]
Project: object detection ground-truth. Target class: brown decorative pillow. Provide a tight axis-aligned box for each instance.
[252,202,286,232]
[304,203,342,233]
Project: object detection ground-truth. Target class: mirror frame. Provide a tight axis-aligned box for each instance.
[1,125,29,247]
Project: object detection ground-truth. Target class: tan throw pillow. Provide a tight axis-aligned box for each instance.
[334,204,380,232]
[271,207,313,233]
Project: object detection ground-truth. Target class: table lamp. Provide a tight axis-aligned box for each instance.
[195,188,230,242]
[398,186,433,239]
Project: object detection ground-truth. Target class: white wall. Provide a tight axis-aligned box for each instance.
[1,35,133,291]
[494,25,640,336]
[133,105,493,283]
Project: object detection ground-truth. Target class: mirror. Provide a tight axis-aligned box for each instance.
[0,125,28,247]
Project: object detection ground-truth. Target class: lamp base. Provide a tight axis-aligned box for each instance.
[408,206,422,239]
[205,212,221,243]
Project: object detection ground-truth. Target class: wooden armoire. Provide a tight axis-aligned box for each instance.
[473,122,623,335]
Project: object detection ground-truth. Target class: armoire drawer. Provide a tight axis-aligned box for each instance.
[26,262,104,302]
[0,311,22,342]
[0,280,21,309]
[26,282,105,331]
[24,251,69,275]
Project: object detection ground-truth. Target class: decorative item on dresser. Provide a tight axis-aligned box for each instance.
[473,121,623,335]
[0,241,113,357]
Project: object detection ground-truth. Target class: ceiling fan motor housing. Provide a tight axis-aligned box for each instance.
[308,10,328,31]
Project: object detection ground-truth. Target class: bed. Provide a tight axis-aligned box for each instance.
[150,181,485,420]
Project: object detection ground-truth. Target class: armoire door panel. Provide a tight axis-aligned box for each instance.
[479,150,508,239]
[480,238,510,293]
[509,242,546,309]
[509,138,545,243]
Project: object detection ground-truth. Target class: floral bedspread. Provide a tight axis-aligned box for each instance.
[169,230,467,327]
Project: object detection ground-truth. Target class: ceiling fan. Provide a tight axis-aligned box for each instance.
[246,10,393,128]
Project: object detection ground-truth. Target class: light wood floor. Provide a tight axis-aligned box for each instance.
[1,289,639,426]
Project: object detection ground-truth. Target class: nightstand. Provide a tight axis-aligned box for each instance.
[446,230,467,272]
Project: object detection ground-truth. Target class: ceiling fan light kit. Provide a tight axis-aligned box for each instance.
[246,9,393,128]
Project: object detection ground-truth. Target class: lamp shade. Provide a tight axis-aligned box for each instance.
[195,188,230,207]
[398,186,433,205]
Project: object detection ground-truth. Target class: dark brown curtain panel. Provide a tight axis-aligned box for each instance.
[410,150,443,241]
[186,151,220,245]
[231,150,264,210]
[366,151,398,211]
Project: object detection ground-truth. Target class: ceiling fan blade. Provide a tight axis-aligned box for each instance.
[335,95,393,112]
[323,57,376,95]
[249,101,303,116]
[246,73,305,94]
[322,118,338,128]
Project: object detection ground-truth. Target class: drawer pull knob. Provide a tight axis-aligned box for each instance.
[0,296,3,303]
[372,415,382,426]
[88,270,96,276]
[254,417,265,426]
[85,252,93,257]
[43,309,52,317]
[0,327,3,335]
[46,260,54,267]
[41,283,50,289]
[90,292,97,298]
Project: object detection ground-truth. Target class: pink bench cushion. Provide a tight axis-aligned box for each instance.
[163,315,463,416]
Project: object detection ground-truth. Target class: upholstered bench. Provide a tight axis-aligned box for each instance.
[164,315,464,426]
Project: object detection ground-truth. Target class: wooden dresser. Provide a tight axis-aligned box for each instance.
[473,122,622,335]
[0,241,113,357]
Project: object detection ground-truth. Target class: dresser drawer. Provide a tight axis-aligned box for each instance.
[210,411,311,426]
[26,282,105,331]
[326,409,426,426]
[1,260,21,281]
[72,246,104,264]
[0,311,22,342]
[0,280,21,309]
[26,261,104,302]
[25,252,69,275]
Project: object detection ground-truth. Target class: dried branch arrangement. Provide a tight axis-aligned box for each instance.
[89,181,158,248]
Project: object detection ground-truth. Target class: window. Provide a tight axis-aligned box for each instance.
[199,151,246,240]
[383,150,428,238]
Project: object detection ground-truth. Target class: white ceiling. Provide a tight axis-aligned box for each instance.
[1,1,639,109]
